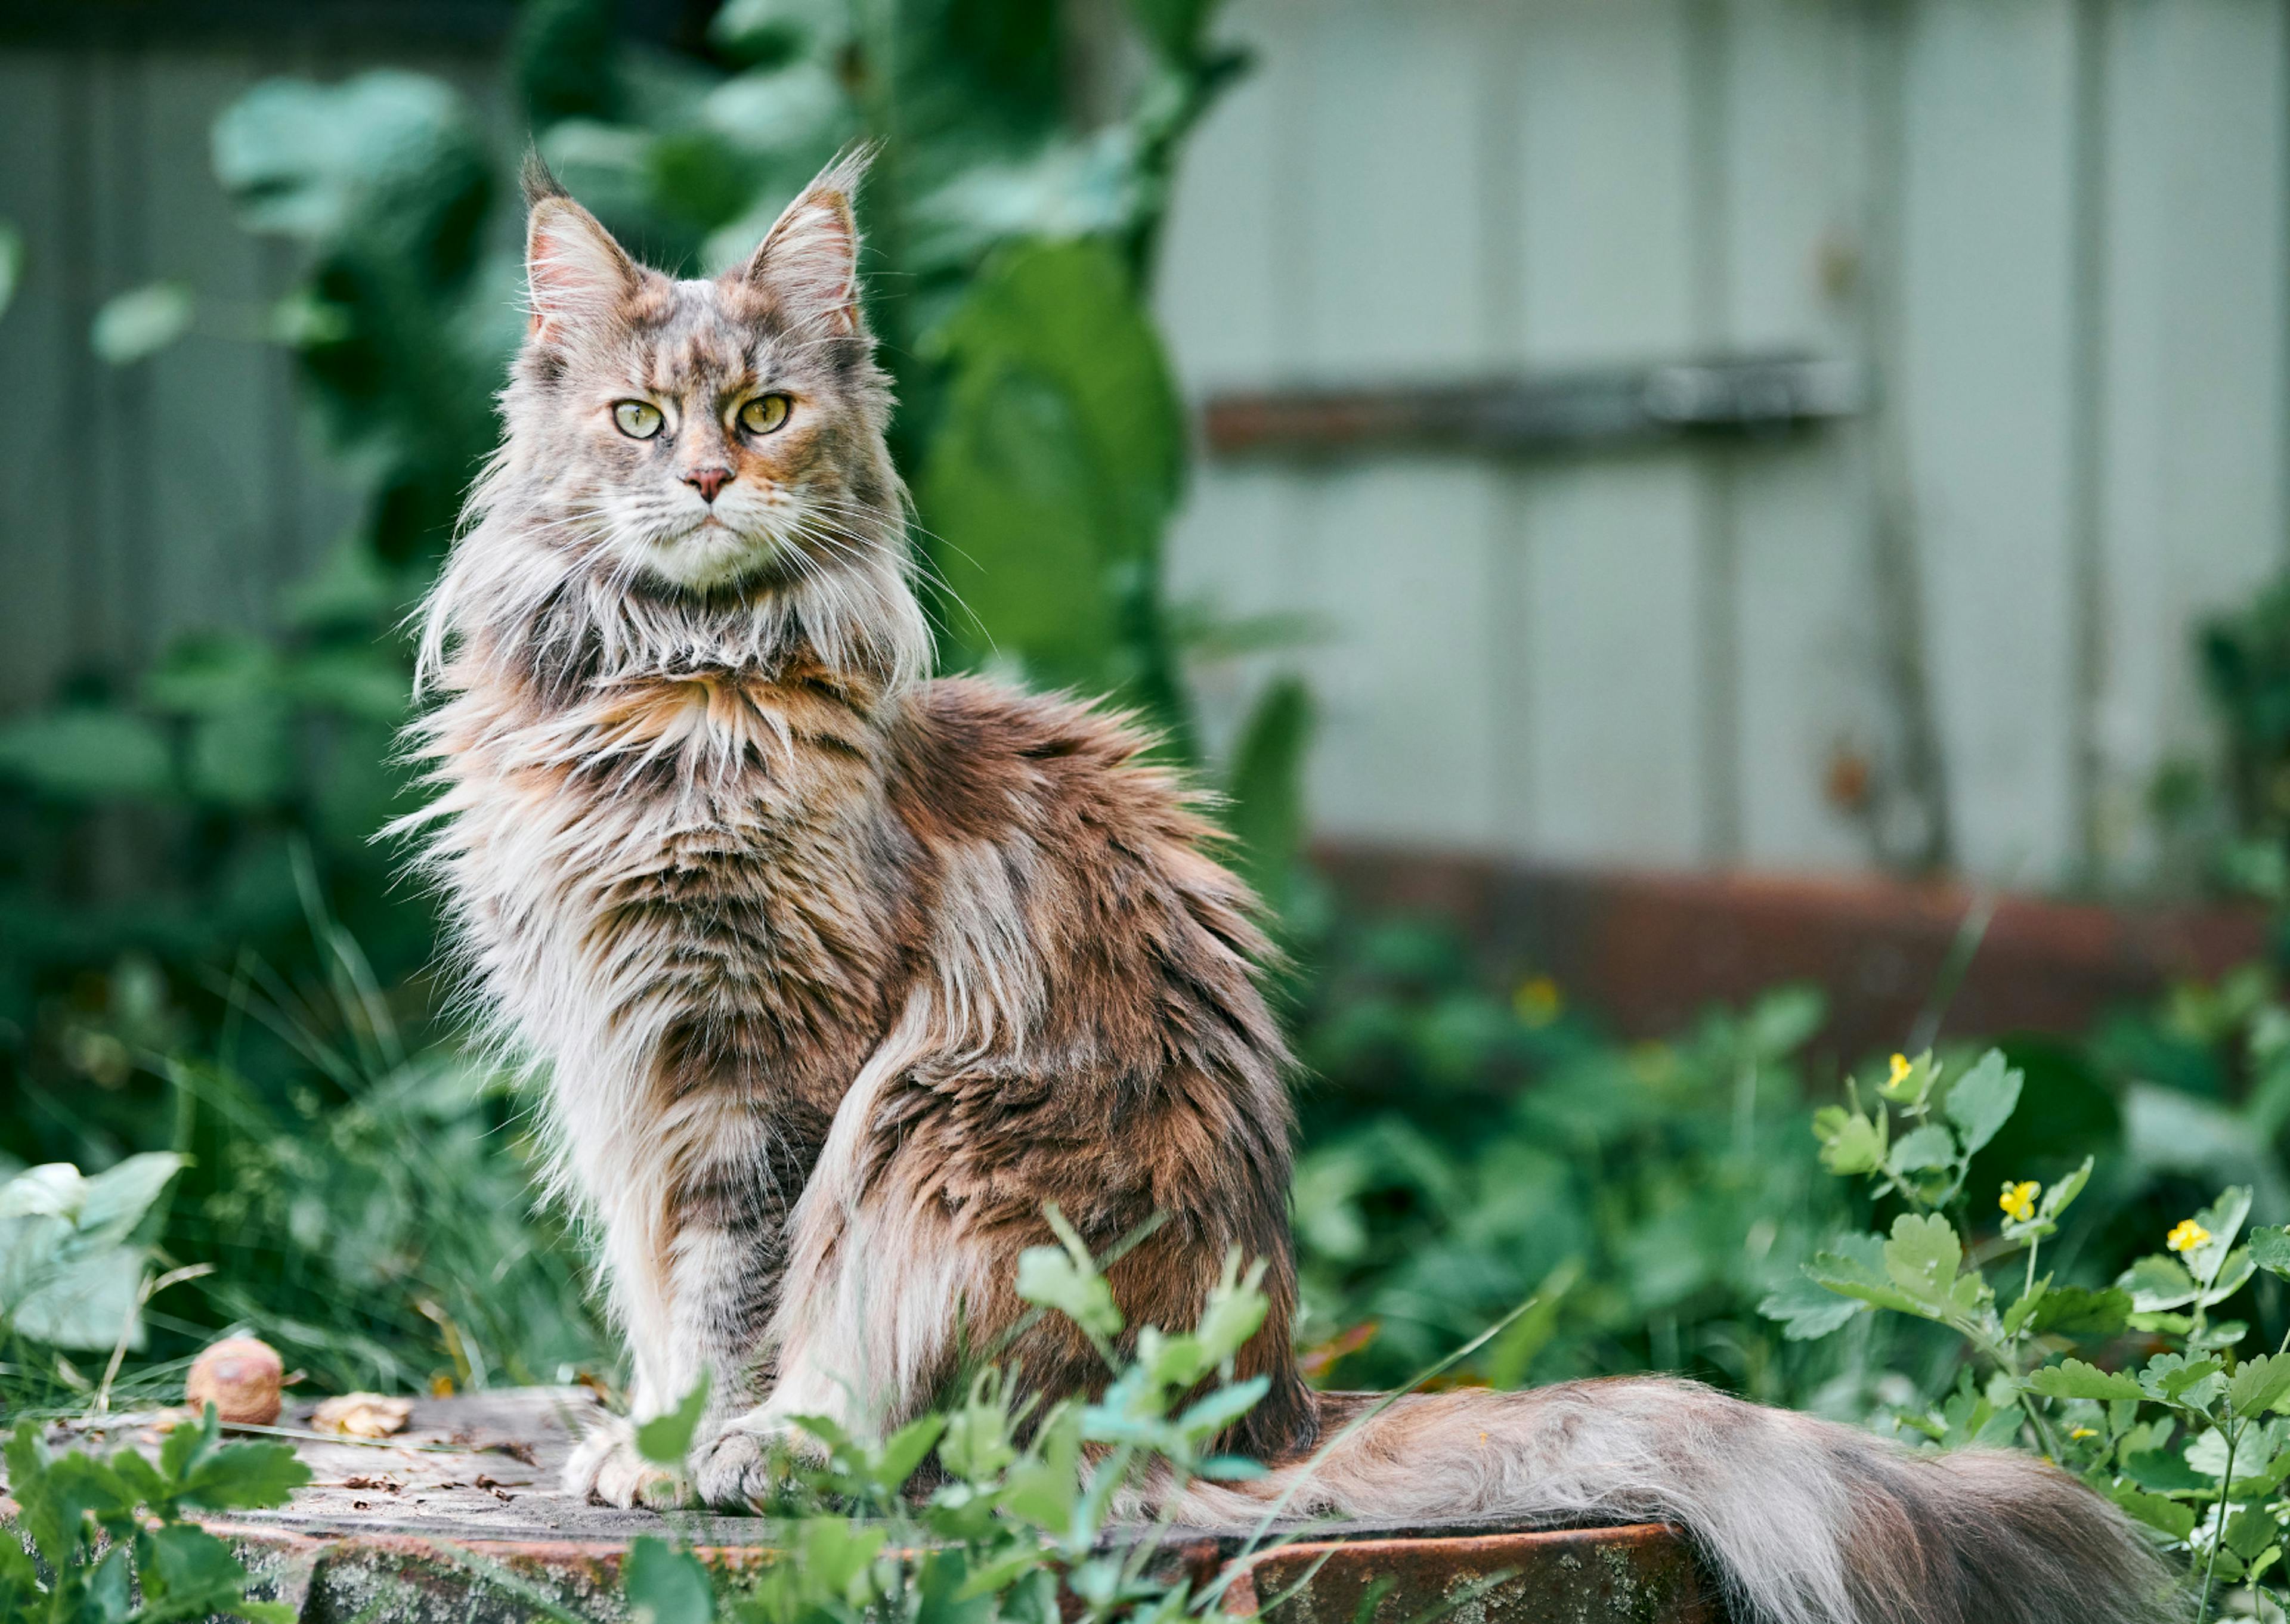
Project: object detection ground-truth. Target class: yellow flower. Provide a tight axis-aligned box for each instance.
[2167,1217,2211,1254]
[2070,1427,2097,1440]
[1889,1053,1913,1088]
[1514,976,1564,1028]
[1999,1181,2039,1223]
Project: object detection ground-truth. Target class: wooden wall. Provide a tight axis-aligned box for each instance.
[1158,0,2290,887]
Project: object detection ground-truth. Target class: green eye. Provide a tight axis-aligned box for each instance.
[612,400,663,439]
[738,394,791,436]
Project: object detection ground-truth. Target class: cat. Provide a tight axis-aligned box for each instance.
[400,152,2176,1624]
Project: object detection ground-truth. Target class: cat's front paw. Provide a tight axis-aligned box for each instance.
[690,1417,825,1509]
[562,1414,685,1509]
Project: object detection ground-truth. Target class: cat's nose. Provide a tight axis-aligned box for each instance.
[682,465,734,504]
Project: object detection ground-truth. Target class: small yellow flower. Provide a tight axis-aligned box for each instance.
[1999,1180,2039,1223]
[1889,1053,1913,1088]
[1514,976,1563,1028]
[2167,1217,2211,1254]
[2070,1427,2097,1440]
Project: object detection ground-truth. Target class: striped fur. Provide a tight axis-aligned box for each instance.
[400,156,2181,1623]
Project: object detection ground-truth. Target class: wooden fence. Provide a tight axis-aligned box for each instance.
[2,0,2286,887]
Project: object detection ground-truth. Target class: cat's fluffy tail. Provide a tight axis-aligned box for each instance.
[1162,1377,2181,1624]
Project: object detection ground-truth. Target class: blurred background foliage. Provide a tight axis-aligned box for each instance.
[2,0,2290,1440]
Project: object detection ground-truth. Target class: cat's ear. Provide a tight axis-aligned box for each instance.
[740,148,870,334]
[522,152,637,342]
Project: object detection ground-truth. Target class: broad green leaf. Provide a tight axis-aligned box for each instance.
[625,1535,716,1624]
[90,282,194,365]
[1803,1232,1929,1319]
[2111,1485,2196,1540]
[1942,1049,2021,1157]
[172,1436,310,1511]
[2142,1352,2227,1414]
[1014,1239,1122,1343]
[2022,1359,2143,1402]
[1814,1108,1886,1177]
[2204,1248,2256,1308]
[2118,1254,2199,1313]
[2038,1156,2093,1220]
[2226,1505,2279,1561]
[2251,1224,2290,1281]
[1759,1269,1867,1341]
[635,1370,711,1467]
[2185,1187,2253,1288]
[2230,1354,2290,1418]
[1173,1375,1268,1439]
[875,1414,949,1492]
[0,708,173,800]
[2001,1276,2048,1337]
[135,1521,255,1616]
[1220,677,1313,909]
[2026,1285,2132,1338]
[1883,1213,1966,1311]
[1742,985,1825,1061]
[800,1517,887,1607]
[922,240,1185,703]
[1886,1124,1956,1176]
[72,1153,187,1248]
[2123,1447,2211,1495]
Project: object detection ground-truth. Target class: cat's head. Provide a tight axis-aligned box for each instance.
[432,151,929,696]
[508,149,894,595]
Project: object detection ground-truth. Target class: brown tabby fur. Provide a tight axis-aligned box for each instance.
[400,154,2180,1624]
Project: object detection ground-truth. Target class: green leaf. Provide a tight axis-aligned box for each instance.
[636,1371,712,1467]
[2111,1485,2196,1541]
[1220,676,1313,909]
[1759,1269,1867,1341]
[2118,1254,2199,1313]
[1942,1049,2022,1157]
[1014,1214,1123,1344]
[1883,1212,1969,1312]
[2022,1359,2143,1402]
[2251,1224,2290,1281]
[800,1518,887,1607]
[1886,1124,1957,1176]
[922,240,1186,703]
[2124,1446,2212,1495]
[875,1414,949,1492]
[0,221,22,320]
[90,283,194,365]
[2186,1187,2254,1289]
[1803,1232,1930,1319]
[625,1535,716,1624]
[2226,1505,2279,1560]
[1814,1108,1887,1177]
[2141,1353,2227,1414]
[1173,1375,1268,1439]
[2026,1285,2132,1338]
[2230,1353,2290,1417]
[0,708,174,800]
[136,1521,256,1617]
[172,1436,310,1512]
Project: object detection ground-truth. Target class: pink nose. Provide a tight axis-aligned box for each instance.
[683,465,734,503]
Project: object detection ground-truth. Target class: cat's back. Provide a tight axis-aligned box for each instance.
[884,675,1282,1081]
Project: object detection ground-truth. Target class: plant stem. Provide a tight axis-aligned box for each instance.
[2197,1411,2241,1624]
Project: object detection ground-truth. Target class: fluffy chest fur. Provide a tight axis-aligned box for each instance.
[417,663,913,1149]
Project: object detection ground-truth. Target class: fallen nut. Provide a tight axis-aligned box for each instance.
[311,1393,414,1438]
[184,1337,284,1427]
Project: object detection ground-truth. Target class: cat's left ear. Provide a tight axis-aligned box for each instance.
[741,149,869,334]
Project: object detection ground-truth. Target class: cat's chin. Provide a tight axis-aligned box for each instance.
[638,528,777,593]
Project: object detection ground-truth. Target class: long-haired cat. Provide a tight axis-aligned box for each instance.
[402,153,2176,1624]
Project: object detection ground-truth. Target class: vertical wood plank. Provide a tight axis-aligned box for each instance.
[0,50,77,706]
[1897,0,2081,882]
[143,51,276,649]
[2093,0,2289,879]
[1500,0,1706,864]
[1721,0,1885,872]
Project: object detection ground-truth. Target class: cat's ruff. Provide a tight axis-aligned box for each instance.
[399,152,2178,1624]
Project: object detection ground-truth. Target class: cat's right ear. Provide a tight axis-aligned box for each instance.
[522,153,636,343]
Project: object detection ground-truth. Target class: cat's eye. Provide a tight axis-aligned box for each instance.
[612,400,664,439]
[738,394,791,436]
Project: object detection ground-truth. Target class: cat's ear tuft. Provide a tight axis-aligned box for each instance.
[524,165,636,342]
[741,147,871,334]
